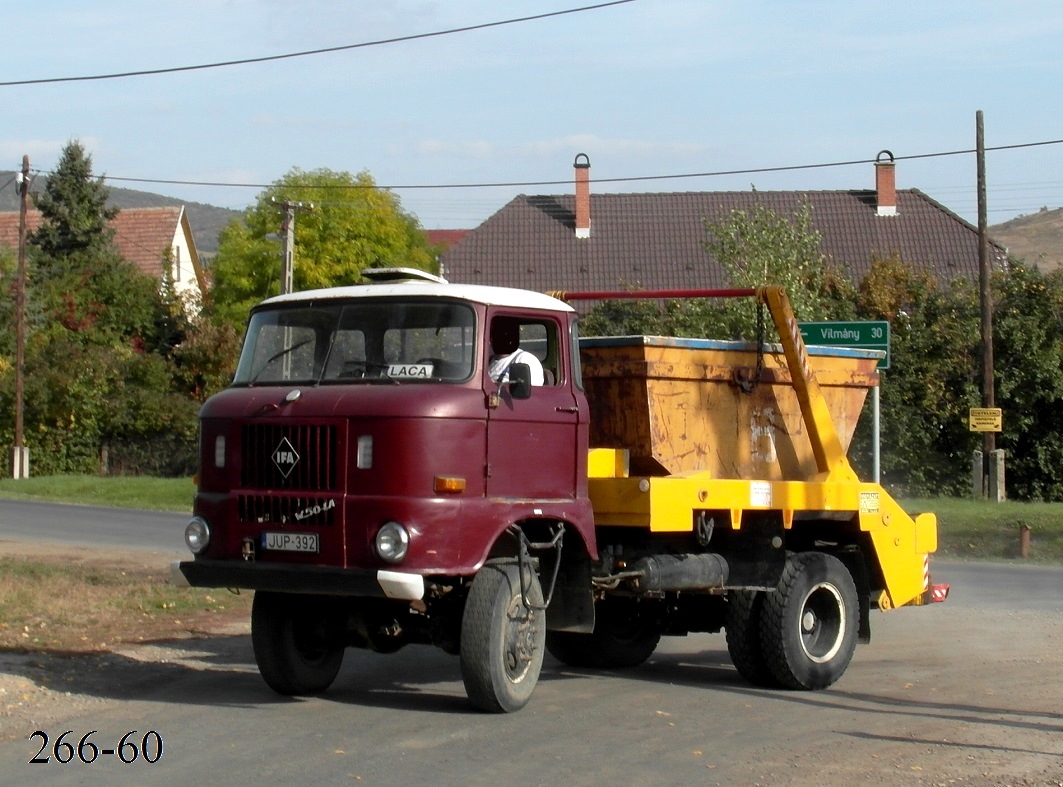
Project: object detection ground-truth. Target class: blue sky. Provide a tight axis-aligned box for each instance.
[3,0,1062,229]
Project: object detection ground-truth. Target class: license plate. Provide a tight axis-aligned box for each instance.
[262,532,319,553]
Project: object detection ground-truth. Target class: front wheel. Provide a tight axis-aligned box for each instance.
[251,592,344,696]
[759,552,859,690]
[460,559,546,713]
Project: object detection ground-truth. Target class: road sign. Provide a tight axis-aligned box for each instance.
[799,320,890,369]
[969,407,1002,432]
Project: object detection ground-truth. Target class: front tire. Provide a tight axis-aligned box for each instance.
[251,592,344,696]
[759,552,859,690]
[460,559,545,713]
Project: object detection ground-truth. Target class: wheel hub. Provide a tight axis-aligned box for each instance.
[504,600,539,680]
[799,582,846,664]
[802,610,817,633]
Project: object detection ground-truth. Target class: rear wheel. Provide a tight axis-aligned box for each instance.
[251,592,344,696]
[759,552,858,690]
[725,590,779,687]
[546,597,661,669]
[460,559,545,713]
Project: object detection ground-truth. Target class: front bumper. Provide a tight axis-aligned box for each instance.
[176,559,425,600]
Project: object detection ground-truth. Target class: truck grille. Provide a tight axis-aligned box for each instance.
[238,494,338,526]
[240,423,339,491]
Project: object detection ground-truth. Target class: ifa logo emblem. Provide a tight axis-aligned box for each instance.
[272,437,300,478]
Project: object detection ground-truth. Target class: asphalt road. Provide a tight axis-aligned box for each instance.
[0,501,1060,786]
[0,499,187,555]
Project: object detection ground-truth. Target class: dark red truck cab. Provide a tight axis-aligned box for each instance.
[180,270,596,711]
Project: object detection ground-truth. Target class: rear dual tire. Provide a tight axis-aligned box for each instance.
[727,552,858,690]
[761,551,859,689]
[725,589,780,687]
[546,597,661,669]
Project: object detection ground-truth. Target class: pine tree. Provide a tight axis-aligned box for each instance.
[31,140,118,258]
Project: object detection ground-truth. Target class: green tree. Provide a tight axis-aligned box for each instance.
[172,312,243,402]
[992,262,1063,500]
[849,256,980,496]
[582,198,855,340]
[0,246,14,360]
[26,141,161,346]
[702,196,855,339]
[0,140,196,475]
[31,141,118,259]
[210,167,437,325]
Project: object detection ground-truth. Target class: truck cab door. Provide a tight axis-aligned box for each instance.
[485,314,582,500]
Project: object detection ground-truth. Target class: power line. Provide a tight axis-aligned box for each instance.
[0,1,636,87]
[64,136,1063,194]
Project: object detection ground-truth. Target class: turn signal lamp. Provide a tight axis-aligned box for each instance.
[433,475,466,494]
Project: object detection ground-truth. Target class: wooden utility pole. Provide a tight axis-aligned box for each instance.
[13,155,30,478]
[976,111,994,455]
[975,110,1005,500]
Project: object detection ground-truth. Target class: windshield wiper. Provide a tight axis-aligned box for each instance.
[249,338,313,384]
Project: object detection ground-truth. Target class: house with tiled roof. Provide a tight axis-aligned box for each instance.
[0,205,206,303]
[425,228,470,251]
[440,153,1009,300]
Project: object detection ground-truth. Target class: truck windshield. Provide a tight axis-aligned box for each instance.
[232,300,477,385]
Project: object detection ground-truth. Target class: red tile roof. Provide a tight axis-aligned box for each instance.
[440,189,1009,295]
[0,207,184,281]
[0,210,42,250]
[425,229,470,250]
[110,206,183,278]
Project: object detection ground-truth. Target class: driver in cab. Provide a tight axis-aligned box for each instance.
[488,318,544,386]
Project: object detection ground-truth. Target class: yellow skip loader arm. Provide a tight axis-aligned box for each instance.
[758,286,857,484]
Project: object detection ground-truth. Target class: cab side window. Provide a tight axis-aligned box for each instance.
[488,317,560,386]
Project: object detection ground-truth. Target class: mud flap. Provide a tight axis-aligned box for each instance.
[542,552,594,633]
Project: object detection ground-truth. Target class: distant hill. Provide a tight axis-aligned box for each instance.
[0,171,242,258]
[990,208,1063,272]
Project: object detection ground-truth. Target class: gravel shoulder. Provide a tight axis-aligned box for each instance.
[0,541,250,740]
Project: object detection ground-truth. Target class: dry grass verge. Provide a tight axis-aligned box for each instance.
[0,541,251,654]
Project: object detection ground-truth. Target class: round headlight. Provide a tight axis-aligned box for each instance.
[375,521,409,563]
[185,516,211,554]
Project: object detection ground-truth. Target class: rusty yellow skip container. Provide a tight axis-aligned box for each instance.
[580,336,881,481]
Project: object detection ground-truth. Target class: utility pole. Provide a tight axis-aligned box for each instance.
[976,111,994,454]
[12,155,30,478]
[976,110,1004,500]
[273,199,313,295]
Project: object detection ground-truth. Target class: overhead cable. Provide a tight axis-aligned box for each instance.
[0,1,636,87]
[74,137,1063,193]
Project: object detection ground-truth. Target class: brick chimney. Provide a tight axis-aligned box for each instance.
[875,149,897,217]
[574,153,591,238]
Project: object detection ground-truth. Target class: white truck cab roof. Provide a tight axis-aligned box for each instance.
[259,268,573,314]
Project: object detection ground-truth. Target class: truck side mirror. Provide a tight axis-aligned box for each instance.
[507,363,533,400]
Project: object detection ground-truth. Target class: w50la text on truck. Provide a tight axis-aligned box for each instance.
[178,268,947,712]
